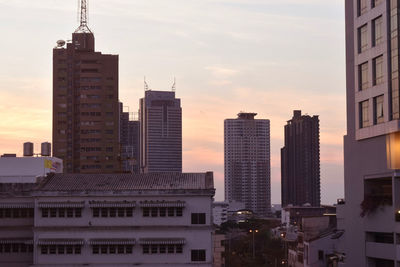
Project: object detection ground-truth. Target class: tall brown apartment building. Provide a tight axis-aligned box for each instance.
[52,8,120,173]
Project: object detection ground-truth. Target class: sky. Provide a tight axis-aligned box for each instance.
[0,0,345,204]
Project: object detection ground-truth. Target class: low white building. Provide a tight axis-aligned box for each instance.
[212,201,228,225]
[0,157,62,183]
[0,172,215,267]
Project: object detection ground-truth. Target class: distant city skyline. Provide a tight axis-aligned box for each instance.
[0,0,345,204]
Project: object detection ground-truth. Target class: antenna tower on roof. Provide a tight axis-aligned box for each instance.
[171,77,176,92]
[75,0,92,33]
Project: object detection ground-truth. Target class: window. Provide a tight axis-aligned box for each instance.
[42,208,49,217]
[373,56,384,85]
[176,207,183,216]
[359,62,369,90]
[358,24,368,53]
[126,245,133,254]
[318,250,324,260]
[168,207,175,217]
[159,245,166,254]
[151,245,158,254]
[360,100,370,128]
[59,208,65,217]
[191,249,206,261]
[92,245,99,254]
[109,208,116,217]
[374,95,384,124]
[101,208,108,217]
[176,244,183,253]
[58,245,64,254]
[75,208,82,218]
[118,245,124,254]
[151,208,158,217]
[93,208,100,217]
[191,213,206,224]
[159,208,166,217]
[372,0,383,8]
[143,208,150,217]
[41,245,48,254]
[66,208,74,218]
[49,245,56,254]
[126,208,133,217]
[372,16,383,46]
[168,245,174,253]
[143,245,150,254]
[358,0,368,16]
[118,208,125,217]
[66,245,73,254]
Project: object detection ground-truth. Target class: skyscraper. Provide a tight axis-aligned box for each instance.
[281,110,320,207]
[344,1,400,265]
[120,103,140,174]
[224,112,271,216]
[140,90,182,173]
[52,1,120,173]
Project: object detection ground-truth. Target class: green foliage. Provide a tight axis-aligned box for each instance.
[222,219,285,267]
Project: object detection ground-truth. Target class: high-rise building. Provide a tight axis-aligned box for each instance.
[140,90,182,173]
[52,1,120,173]
[281,110,320,207]
[120,103,140,173]
[344,0,400,265]
[224,112,271,216]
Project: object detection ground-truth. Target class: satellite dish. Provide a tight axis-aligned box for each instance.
[56,40,66,47]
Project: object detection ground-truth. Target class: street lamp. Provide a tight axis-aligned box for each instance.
[249,229,258,260]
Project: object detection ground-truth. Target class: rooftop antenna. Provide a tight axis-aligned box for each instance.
[75,0,91,33]
[171,77,176,92]
[144,76,149,91]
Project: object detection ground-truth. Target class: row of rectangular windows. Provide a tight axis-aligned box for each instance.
[142,207,183,217]
[0,244,33,253]
[0,208,34,218]
[40,208,206,224]
[40,244,205,261]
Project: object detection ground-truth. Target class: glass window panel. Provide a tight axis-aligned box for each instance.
[373,56,384,85]
[359,24,368,53]
[373,16,383,46]
[361,100,370,128]
[359,62,369,90]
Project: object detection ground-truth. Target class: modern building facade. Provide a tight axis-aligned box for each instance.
[120,103,140,173]
[344,0,400,266]
[0,172,215,266]
[140,90,182,173]
[281,110,320,207]
[224,112,271,216]
[52,4,120,173]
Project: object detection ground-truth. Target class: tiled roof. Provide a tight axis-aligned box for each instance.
[37,172,214,191]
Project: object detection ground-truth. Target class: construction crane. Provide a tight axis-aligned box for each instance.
[75,0,91,33]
